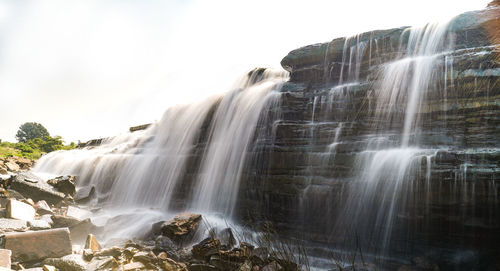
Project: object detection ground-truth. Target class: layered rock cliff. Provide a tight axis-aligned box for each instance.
[234,7,500,269]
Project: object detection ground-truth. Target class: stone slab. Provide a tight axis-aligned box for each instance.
[6,199,35,221]
[3,228,72,262]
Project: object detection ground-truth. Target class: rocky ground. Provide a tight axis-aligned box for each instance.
[0,160,443,271]
[0,162,309,271]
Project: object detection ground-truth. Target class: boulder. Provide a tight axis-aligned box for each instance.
[132,250,157,265]
[4,161,19,172]
[87,256,119,270]
[164,257,188,271]
[51,214,82,228]
[3,228,72,262]
[84,234,101,253]
[6,199,35,221]
[39,214,54,226]
[93,246,123,259]
[10,157,33,170]
[218,227,236,249]
[28,219,52,230]
[47,176,76,196]
[161,212,202,241]
[9,173,65,204]
[74,186,95,203]
[35,200,53,215]
[192,238,220,260]
[66,206,91,220]
[0,249,11,269]
[43,254,87,271]
[0,218,28,232]
[4,189,25,201]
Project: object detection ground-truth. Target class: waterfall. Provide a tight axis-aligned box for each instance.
[189,69,286,216]
[33,68,288,236]
[330,21,453,254]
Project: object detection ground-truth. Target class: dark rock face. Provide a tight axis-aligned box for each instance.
[231,7,500,269]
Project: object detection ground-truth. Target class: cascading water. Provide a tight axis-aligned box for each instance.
[190,70,285,216]
[33,68,288,241]
[329,21,454,256]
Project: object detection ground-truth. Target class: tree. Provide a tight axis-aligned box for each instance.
[39,136,63,152]
[16,122,50,143]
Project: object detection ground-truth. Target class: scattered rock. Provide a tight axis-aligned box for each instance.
[210,254,242,270]
[8,157,33,170]
[4,189,25,201]
[43,254,87,271]
[192,238,220,260]
[3,228,72,262]
[123,261,146,271]
[21,198,35,206]
[4,161,20,172]
[0,249,11,269]
[157,251,168,260]
[164,257,188,271]
[47,176,76,196]
[252,247,269,263]
[261,261,282,271]
[151,220,166,237]
[238,260,252,271]
[82,249,94,261]
[85,234,101,253]
[51,214,82,228]
[0,162,7,175]
[42,265,57,271]
[39,214,54,226]
[9,173,65,204]
[94,246,123,259]
[218,227,236,249]
[28,219,52,230]
[6,199,35,221]
[161,212,202,241]
[35,200,53,215]
[74,186,95,203]
[66,206,91,220]
[0,218,28,232]
[87,255,119,270]
[155,235,178,257]
[132,250,157,267]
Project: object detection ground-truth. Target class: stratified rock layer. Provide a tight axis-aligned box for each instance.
[232,7,499,269]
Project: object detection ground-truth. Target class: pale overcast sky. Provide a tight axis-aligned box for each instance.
[0,0,490,143]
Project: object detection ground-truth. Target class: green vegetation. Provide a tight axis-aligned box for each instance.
[0,122,76,160]
[16,122,50,143]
